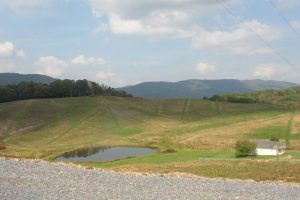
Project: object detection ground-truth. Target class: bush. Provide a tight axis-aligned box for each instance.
[235,140,256,157]
[0,139,6,150]
[161,148,176,154]
[270,137,279,142]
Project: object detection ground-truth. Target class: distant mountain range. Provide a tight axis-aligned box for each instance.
[120,79,299,98]
[0,73,56,85]
[1,73,298,98]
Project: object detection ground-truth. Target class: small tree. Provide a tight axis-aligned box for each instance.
[235,140,256,157]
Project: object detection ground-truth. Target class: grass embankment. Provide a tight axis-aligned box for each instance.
[94,159,300,183]
[0,96,300,182]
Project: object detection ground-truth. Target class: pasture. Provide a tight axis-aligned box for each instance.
[0,96,299,182]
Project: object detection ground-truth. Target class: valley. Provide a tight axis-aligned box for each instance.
[0,96,299,182]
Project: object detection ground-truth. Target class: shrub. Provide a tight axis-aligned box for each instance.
[235,140,256,157]
[270,137,279,142]
[0,139,6,150]
[161,148,176,154]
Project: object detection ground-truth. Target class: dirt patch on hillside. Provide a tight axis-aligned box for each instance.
[292,113,300,134]
[174,114,290,148]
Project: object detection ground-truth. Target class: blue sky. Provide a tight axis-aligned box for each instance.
[0,0,299,87]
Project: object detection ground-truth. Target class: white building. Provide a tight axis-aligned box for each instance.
[255,141,285,156]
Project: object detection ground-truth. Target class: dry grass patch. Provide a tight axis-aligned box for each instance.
[130,118,184,141]
[290,139,300,150]
[174,113,291,149]
[108,160,300,183]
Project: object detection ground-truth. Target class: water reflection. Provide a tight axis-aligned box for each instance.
[62,147,108,158]
[56,147,155,162]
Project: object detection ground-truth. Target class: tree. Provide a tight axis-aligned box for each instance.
[74,79,89,96]
[0,79,132,103]
[209,94,222,101]
[235,140,256,157]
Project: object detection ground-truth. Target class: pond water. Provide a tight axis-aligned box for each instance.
[56,147,156,162]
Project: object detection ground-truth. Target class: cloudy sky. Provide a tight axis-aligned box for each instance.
[0,0,299,86]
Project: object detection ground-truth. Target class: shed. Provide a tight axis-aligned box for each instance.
[255,141,285,156]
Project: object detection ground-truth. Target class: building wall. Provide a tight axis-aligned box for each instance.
[256,148,278,156]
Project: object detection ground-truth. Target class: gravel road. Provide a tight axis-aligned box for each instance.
[0,158,299,200]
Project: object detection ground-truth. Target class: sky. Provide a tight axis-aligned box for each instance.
[0,0,299,87]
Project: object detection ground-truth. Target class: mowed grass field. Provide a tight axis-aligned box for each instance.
[0,96,300,182]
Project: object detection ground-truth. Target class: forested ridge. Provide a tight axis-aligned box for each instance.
[121,79,299,99]
[208,87,300,104]
[0,79,132,103]
[0,73,56,85]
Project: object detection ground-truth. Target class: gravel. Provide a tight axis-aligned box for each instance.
[0,158,299,200]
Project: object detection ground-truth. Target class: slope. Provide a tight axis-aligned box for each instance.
[0,96,295,159]
[1,96,300,182]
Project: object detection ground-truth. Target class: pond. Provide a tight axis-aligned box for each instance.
[56,147,156,162]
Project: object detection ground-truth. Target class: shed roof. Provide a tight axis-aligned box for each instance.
[255,141,284,149]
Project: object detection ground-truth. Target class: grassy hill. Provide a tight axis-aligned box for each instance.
[120,79,299,98]
[0,96,300,182]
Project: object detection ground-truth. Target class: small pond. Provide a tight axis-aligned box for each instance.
[56,147,156,162]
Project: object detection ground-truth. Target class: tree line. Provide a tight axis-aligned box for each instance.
[206,87,300,104]
[0,79,132,103]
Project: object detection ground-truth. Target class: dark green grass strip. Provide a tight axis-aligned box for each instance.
[181,99,189,120]
[156,99,162,115]
[286,112,295,146]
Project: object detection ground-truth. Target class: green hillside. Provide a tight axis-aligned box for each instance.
[0,96,300,182]
[0,96,298,156]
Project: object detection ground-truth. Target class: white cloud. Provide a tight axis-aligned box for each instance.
[88,0,238,18]
[192,20,279,55]
[35,56,67,77]
[0,41,28,72]
[95,71,115,79]
[33,55,108,77]
[0,41,29,58]
[87,1,279,55]
[254,65,275,78]
[16,50,27,58]
[0,41,14,57]
[71,55,106,66]
[253,64,291,78]
[107,11,193,38]
[290,21,300,29]
[196,62,215,74]
[88,0,238,38]
[0,0,50,9]
[277,0,300,10]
